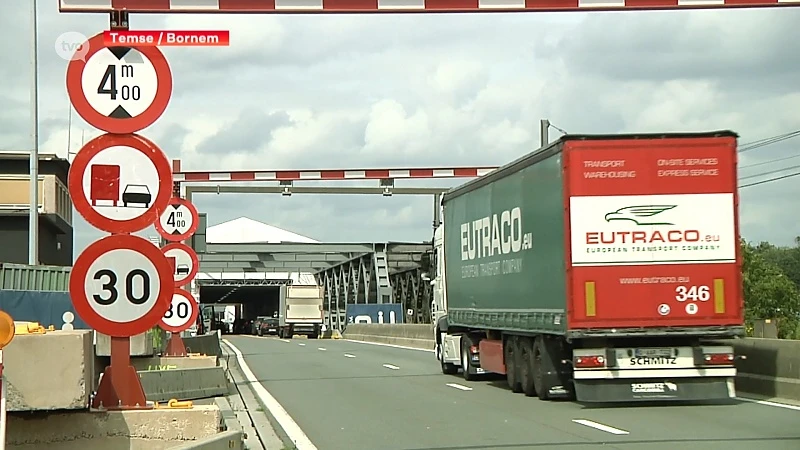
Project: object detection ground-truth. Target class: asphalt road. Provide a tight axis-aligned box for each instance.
[224,335,800,450]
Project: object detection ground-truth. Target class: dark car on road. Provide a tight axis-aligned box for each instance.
[260,317,279,336]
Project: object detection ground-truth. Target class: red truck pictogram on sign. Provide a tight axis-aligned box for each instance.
[90,164,120,206]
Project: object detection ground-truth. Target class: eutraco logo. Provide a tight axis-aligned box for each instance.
[586,204,706,245]
[568,194,737,266]
[587,204,713,245]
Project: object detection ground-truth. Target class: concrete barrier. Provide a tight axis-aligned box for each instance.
[183,333,223,361]
[4,330,94,411]
[172,430,244,450]
[344,324,800,401]
[344,324,433,350]
[139,366,229,402]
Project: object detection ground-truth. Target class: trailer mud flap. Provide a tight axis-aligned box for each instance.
[574,377,736,403]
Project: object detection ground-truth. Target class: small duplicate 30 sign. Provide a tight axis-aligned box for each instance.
[69,234,172,337]
[159,289,199,333]
[66,32,173,134]
[156,197,199,242]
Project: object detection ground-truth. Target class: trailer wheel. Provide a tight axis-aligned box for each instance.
[461,335,478,381]
[504,336,522,393]
[533,337,551,401]
[518,336,537,397]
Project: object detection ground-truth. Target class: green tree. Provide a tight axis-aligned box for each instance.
[741,239,800,339]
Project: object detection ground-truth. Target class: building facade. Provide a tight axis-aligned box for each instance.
[0,152,73,266]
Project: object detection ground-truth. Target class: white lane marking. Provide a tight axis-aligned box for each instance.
[222,340,318,450]
[383,364,400,370]
[344,353,356,358]
[318,347,327,351]
[738,397,800,412]
[572,419,630,435]
[298,343,306,346]
[279,339,291,343]
[344,339,434,353]
[446,383,473,391]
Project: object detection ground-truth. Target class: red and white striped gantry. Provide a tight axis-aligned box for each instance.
[59,0,800,14]
[172,165,499,183]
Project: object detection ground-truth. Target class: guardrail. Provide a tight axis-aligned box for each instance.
[343,324,800,401]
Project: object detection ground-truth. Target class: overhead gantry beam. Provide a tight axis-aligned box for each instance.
[184,186,452,203]
[198,242,431,273]
[59,0,800,14]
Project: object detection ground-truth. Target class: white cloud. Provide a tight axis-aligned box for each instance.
[1,6,799,259]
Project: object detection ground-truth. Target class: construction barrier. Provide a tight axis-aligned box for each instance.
[183,332,224,362]
[139,366,229,402]
[172,430,245,450]
[344,324,800,401]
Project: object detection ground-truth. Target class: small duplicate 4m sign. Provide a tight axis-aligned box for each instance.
[70,234,173,408]
[155,197,200,242]
[68,133,173,234]
[159,289,199,357]
[66,32,173,134]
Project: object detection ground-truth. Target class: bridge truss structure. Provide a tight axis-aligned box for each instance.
[178,161,493,330]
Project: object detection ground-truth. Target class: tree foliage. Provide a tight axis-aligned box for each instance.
[741,238,800,339]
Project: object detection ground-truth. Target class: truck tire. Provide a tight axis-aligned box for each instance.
[437,332,458,375]
[504,336,522,393]
[461,335,478,381]
[518,336,538,397]
[533,336,551,401]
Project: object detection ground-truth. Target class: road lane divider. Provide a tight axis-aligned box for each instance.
[318,347,327,351]
[344,353,356,358]
[572,419,630,435]
[383,364,400,370]
[222,339,318,450]
[446,383,473,391]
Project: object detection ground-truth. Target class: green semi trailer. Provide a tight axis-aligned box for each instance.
[430,131,745,403]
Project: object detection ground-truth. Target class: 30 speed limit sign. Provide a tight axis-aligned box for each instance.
[69,234,172,337]
[159,289,198,333]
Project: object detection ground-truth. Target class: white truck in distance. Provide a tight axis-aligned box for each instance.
[277,284,324,339]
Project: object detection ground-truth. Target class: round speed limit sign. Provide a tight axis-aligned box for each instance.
[69,234,172,337]
[159,289,198,333]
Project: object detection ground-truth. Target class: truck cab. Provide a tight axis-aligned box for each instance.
[429,224,483,378]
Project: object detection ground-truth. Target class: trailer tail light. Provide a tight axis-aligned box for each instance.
[704,353,734,365]
[574,355,605,369]
[470,345,479,354]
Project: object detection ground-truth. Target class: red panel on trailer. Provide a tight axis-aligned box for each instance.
[479,339,505,375]
[563,134,743,330]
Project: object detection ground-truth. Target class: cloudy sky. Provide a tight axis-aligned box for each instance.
[2,5,799,260]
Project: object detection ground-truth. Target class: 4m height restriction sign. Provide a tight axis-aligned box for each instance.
[155,197,199,242]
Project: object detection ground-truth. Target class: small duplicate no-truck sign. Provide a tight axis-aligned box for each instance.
[159,288,199,333]
[155,197,199,242]
[68,133,173,234]
[161,242,199,288]
[69,234,173,338]
[66,32,172,134]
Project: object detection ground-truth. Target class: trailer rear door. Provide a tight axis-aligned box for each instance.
[564,134,743,329]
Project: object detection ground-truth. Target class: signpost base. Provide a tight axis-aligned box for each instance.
[92,336,150,410]
[164,332,187,357]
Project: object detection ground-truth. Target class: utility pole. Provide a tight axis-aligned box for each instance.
[540,119,549,148]
[29,0,40,265]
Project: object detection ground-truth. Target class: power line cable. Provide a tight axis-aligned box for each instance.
[739,170,800,189]
[740,153,800,170]
[739,163,800,181]
[739,130,800,153]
